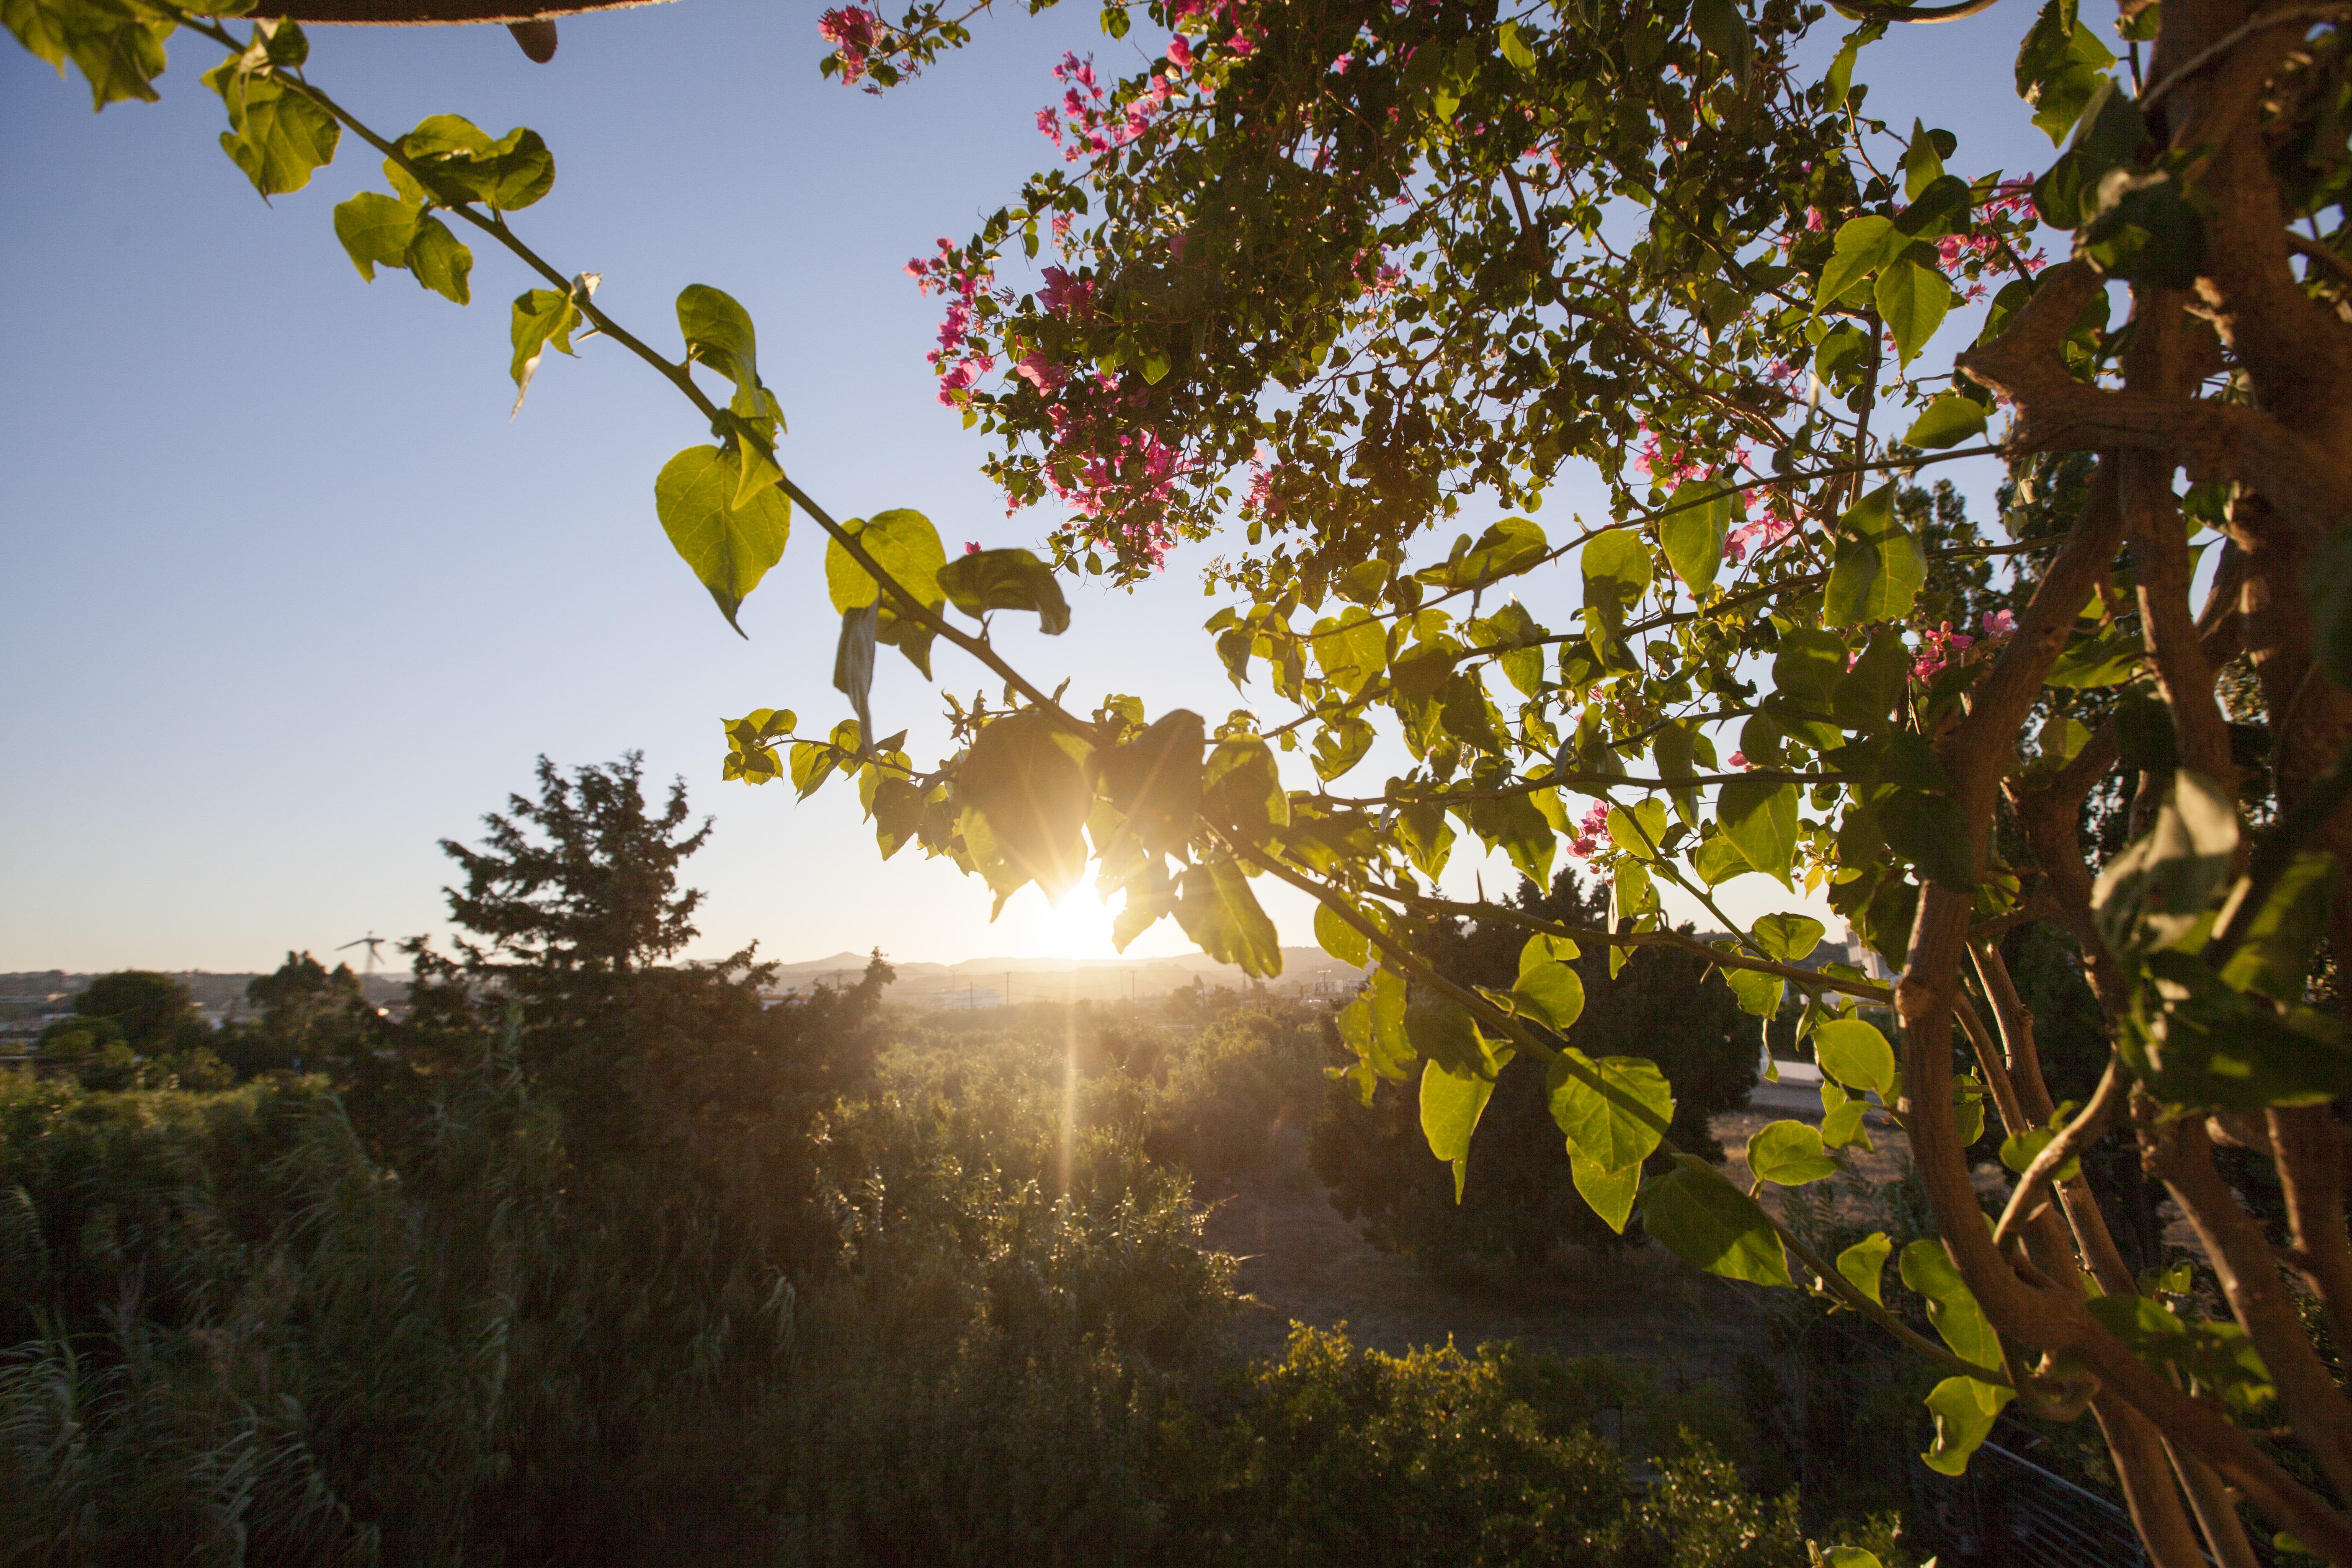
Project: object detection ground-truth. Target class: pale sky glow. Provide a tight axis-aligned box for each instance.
[3,3,2073,972]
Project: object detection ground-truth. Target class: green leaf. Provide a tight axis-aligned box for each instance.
[1661,492,1731,598]
[1814,1017,1896,1097]
[1396,801,1455,879]
[1548,1050,1673,1171]
[1422,1058,1496,1202]
[1770,628,1848,714]
[1315,901,1369,967]
[507,286,579,412]
[653,445,792,633]
[1336,968,1415,1085]
[960,709,1093,903]
[1580,529,1652,632]
[1921,1376,2013,1475]
[1095,710,1205,859]
[1497,18,1536,70]
[1519,932,1581,971]
[827,509,947,614]
[1753,913,1824,964]
[2045,621,2145,687]
[1823,484,1925,628]
[1837,1233,1892,1305]
[1902,395,1989,449]
[1513,960,1586,1034]
[26,0,171,108]
[1718,779,1798,891]
[405,215,473,305]
[1880,788,1975,887]
[2219,852,2339,1003]
[2032,76,2146,227]
[2092,770,2240,958]
[1434,516,1547,588]
[1875,258,1952,367]
[1748,1119,1841,1185]
[2120,950,2352,1110]
[1999,1123,2082,1182]
[2081,168,2208,289]
[1821,1096,1872,1150]
[1816,216,1907,311]
[215,72,340,197]
[938,547,1073,634]
[1642,1156,1792,1287]
[1406,992,1490,1077]
[2085,1291,2275,1416]
[1832,632,1908,734]
[1310,607,1386,697]
[332,192,422,282]
[2303,526,2352,691]
[1311,714,1375,781]
[1174,857,1284,978]
[1204,737,1291,836]
[1689,825,1751,886]
[1726,967,1784,1019]
[391,115,552,209]
[1899,119,1947,201]
[1901,1239,2001,1370]
[1822,22,1881,109]
[1572,1152,1640,1233]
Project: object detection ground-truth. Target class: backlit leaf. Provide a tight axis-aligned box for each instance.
[938,547,1072,634]
[827,509,947,613]
[1813,1017,1896,1097]
[1747,1119,1841,1185]
[1421,1058,1496,1202]
[1548,1050,1672,1171]
[654,445,792,633]
[1823,484,1925,628]
[1642,1156,1792,1287]
[959,709,1093,903]
[1174,857,1283,977]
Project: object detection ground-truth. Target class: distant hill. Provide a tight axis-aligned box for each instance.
[770,948,1366,1007]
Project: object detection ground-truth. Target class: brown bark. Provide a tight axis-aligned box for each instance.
[2100,1395,2228,1568]
[2121,296,2237,791]
[2271,1104,2352,1356]
[2143,1112,2352,1500]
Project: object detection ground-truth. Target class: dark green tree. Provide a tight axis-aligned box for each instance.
[1313,873,1754,1270]
[72,971,194,1050]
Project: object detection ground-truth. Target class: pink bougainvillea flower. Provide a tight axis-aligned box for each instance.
[964,541,982,554]
[1014,353,1067,394]
[1981,609,2017,639]
[1166,33,1193,70]
[1728,751,1749,770]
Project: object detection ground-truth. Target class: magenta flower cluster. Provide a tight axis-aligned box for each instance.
[817,5,880,85]
[906,238,996,407]
[1037,49,1181,165]
[1912,610,2016,683]
[1569,800,1612,860]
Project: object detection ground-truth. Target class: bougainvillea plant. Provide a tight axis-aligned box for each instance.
[14,0,2352,1559]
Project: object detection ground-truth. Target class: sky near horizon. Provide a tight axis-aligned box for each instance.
[3,2,2076,973]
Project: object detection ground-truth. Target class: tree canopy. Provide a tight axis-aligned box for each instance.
[13,0,2352,1559]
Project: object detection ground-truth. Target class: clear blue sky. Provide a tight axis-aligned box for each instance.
[0,1,2071,973]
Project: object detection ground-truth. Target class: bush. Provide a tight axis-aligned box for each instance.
[1144,1007,1331,1177]
[1160,1325,1817,1568]
[1312,874,1755,1274]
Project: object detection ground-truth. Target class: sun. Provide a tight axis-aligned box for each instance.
[1000,879,1121,959]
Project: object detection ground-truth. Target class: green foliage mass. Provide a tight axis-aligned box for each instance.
[1314,872,1753,1269]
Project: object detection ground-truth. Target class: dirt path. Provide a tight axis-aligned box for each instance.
[1200,1129,1772,1377]
[1198,1071,1950,1377]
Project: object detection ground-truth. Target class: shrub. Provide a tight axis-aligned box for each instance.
[1144,1008,1331,1177]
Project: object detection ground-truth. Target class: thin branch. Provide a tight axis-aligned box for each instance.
[1991,1058,2126,1254]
